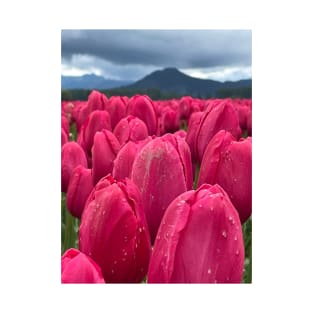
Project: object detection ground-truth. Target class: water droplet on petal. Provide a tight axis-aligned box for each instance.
[222,230,227,238]
[235,250,240,256]
[207,268,211,274]
[234,236,238,241]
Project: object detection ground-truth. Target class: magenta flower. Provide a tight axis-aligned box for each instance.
[113,137,151,181]
[61,248,105,283]
[79,110,112,156]
[185,111,204,162]
[106,96,127,129]
[126,95,158,135]
[79,175,151,283]
[61,142,88,193]
[131,133,193,243]
[113,115,148,146]
[197,130,252,223]
[61,128,68,147]
[91,130,121,186]
[189,99,241,162]
[148,184,244,283]
[66,165,93,218]
[87,90,108,113]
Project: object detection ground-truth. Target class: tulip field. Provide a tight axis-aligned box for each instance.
[61,91,252,283]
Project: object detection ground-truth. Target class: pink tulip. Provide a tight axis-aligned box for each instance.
[178,96,192,120]
[197,130,252,223]
[148,184,244,283]
[61,128,68,147]
[185,111,204,162]
[61,142,88,193]
[158,106,180,135]
[113,115,148,146]
[193,99,241,162]
[75,103,90,133]
[61,248,105,283]
[106,96,127,129]
[79,175,151,283]
[126,95,158,135]
[61,115,70,137]
[79,110,112,156]
[131,133,193,243]
[113,137,152,181]
[87,90,108,113]
[91,130,121,186]
[66,165,93,218]
[174,129,187,139]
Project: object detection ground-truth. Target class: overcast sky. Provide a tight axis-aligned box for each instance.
[61,30,251,82]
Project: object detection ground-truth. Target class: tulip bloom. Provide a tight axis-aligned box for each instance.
[126,95,158,135]
[197,130,252,223]
[87,90,108,113]
[178,96,192,120]
[113,137,151,181]
[61,115,70,137]
[91,130,121,186]
[106,96,127,129]
[61,142,88,193]
[66,165,93,218]
[192,100,241,162]
[158,106,180,135]
[185,111,203,163]
[61,248,105,283]
[61,128,68,147]
[113,115,148,146]
[79,110,112,156]
[131,133,193,243]
[79,175,151,283]
[148,184,244,283]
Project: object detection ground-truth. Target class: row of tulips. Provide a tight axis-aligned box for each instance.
[61,90,252,283]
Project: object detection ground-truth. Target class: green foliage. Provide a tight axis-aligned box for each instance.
[242,217,252,283]
[216,86,252,98]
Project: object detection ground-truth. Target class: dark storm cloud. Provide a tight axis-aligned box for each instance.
[61,29,251,69]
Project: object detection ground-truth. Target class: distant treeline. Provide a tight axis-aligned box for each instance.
[61,86,252,101]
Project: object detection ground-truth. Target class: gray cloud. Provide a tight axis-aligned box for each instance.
[61,29,251,81]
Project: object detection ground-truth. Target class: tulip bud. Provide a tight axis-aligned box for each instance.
[61,115,70,137]
[173,129,187,139]
[148,184,244,283]
[61,248,105,283]
[87,90,108,113]
[158,106,180,135]
[131,133,193,243]
[126,95,158,135]
[79,175,151,283]
[193,100,241,162]
[66,165,93,218]
[113,137,151,181]
[80,110,112,156]
[91,130,121,186]
[178,96,192,120]
[75,103,89,133]
[106,96,127,129]
[61,142,88,193]
[113,115,148,146]
[61,128,68,147]
[197,130,252,223]
[185,111,203,163]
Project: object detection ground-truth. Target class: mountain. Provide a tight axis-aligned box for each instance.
[121,67,252,97]
[61,74,134,90]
